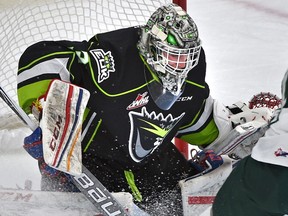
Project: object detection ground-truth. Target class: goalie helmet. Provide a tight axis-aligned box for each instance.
[138,3,201,110]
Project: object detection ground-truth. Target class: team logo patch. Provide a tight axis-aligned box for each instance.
[128,107,184,162]
[90,49,115,83]
[274,148,288,157]
[127,92,149,110]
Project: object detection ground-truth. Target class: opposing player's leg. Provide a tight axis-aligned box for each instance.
[212,156,288,216]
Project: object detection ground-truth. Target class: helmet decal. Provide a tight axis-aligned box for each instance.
[167,33,178,46]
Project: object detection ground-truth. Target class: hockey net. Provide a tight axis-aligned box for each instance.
[0,0,185,130]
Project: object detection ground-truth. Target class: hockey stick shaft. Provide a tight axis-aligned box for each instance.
[0,86,129,216]
[0,87,37,131]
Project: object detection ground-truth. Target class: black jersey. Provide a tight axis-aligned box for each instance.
[17,27,212,172]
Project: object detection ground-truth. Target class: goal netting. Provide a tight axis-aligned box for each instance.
[0,0,176,130]
[0,0,190,159]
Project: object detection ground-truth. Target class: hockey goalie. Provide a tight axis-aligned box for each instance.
[11,3,282,216]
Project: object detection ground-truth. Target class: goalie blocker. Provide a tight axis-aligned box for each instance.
[1,80,131,216]
[38,80,130,215]
[40,79,90,175]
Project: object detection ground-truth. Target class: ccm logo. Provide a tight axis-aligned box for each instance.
[49,115,62,151]
[74,173,122,216]
[177,96,193,102]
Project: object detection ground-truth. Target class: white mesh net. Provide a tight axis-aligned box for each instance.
[0,0,171,129]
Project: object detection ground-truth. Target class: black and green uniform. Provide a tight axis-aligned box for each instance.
[18,27,220,214]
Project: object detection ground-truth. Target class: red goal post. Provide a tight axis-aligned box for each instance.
[173,0,187,10]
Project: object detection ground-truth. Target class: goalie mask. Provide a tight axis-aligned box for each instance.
[138,3,201,110]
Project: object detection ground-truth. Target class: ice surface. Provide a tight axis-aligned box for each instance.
[188,0,288,105]
[0,127,41,190]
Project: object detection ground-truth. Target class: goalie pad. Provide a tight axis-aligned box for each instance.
[40,80,90,176]
[179,155,233,216]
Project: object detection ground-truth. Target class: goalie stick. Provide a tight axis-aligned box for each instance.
[0,87,37,131]
[0,86,130,216]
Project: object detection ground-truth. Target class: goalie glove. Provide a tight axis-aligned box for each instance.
[23,127,43,160]
[227,101,273,128]
[23,127,78,191]
[23,127,64,177]
[189,149,223,173]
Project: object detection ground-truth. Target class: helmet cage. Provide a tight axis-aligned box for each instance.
[147,40,201,95]
[153,40,201,76]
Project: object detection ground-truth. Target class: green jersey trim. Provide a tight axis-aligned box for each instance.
[18,80,51,114]
[180,118,219,146]
[179,100,206,130]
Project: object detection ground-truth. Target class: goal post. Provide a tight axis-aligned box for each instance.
[0,0,189,157]
[173,0,187,10]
